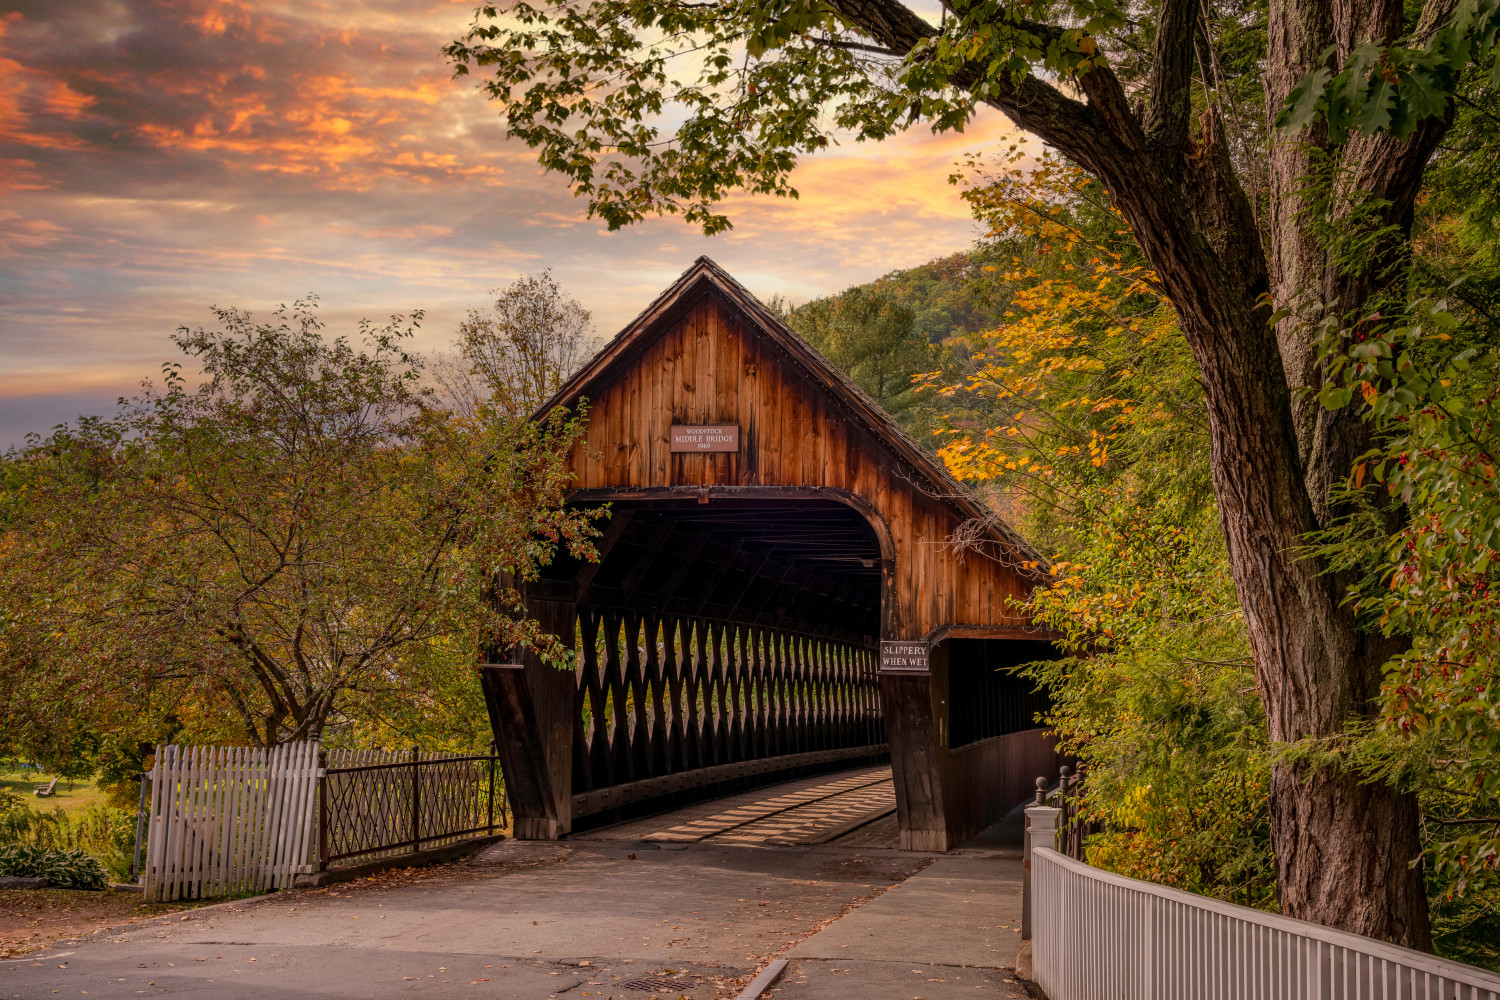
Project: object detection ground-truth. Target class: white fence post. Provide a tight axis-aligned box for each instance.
[1018,779,1062,985]
[1022,799,1062,941]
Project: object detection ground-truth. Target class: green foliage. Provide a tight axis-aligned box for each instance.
[1026,499,1272,908]
[1290,75,1500,965]
[0,844,110,890]
[333,636,494,753]
[1277,0,1500,142]
[0,799,136,882]
[0,298,599,750]
[450,270,600,419]
[920,151,1273,907]
[1315,289,1500,879]
[777,250,1014,442]
[444,0,1128,234]
[784,285,943,438]
[848,252,1006,344]
[932,149,1212,521]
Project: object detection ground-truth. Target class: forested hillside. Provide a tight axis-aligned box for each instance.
[781,250,1006,442]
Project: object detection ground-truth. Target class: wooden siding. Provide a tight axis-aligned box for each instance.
[562,294,1031,641]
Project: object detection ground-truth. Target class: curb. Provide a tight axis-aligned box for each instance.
[736,959,789,999]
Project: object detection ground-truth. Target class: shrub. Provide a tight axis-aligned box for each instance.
[0,844,109,889]
[0,802,136,881]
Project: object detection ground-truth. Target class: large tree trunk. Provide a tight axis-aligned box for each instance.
[1023,40,1438,945]
[1069,93,1433,951]
[1248,0,1451,948]
[827,0,1444,947]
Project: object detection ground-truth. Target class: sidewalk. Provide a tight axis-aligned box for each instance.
[770,850,1030,999]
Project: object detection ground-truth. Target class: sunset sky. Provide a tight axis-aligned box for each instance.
[0,0,1018,445]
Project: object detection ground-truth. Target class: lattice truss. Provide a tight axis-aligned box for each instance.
[572,607,885,793]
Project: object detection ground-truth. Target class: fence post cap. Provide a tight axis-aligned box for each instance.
[1025,804,1062,832]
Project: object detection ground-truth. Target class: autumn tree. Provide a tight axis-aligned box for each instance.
[0,300,597,748]
[786,285,943,436]
[446,0,1500,944]
[455,270,599,417]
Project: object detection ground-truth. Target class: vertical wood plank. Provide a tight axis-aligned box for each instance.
[649,331,669,487]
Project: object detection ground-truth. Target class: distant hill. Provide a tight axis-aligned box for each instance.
[788,249,1001,345]
[777,249,1000,447]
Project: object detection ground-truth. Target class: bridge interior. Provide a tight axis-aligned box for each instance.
[494,494,893,839]
[530,495,886,642]
[577,765,898,848]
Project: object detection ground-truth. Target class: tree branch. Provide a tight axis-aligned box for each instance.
[1143,0,1199,151]
[808,36,901,57]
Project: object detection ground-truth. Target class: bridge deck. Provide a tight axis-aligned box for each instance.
[572,765,898,848]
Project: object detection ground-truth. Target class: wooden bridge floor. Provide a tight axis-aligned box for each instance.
[573,765,898,848]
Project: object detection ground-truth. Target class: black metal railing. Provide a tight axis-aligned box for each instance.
[317,747,507,869]
[1041,764,1097,860]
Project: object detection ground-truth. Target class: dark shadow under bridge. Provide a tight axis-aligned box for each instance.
[483,493,894,839]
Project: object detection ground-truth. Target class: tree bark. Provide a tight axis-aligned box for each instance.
[828,0,1448,947]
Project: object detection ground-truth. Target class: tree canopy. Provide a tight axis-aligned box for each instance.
[0,301,598,752]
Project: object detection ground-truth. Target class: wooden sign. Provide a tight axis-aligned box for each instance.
[670,424,740,452]
[879,640,929,673]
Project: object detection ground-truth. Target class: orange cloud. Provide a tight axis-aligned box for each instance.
[0,21,95,157]
[0,211,68,258]
[0,0,1030,448]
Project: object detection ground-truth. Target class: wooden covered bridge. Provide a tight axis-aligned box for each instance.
[482,257,1062,852]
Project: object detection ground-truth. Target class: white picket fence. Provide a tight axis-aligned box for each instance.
[142,742,320,902]
[1030,845,1500,1000]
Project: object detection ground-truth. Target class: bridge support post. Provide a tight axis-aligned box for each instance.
[481,597,578,840]
[880,668,949,852]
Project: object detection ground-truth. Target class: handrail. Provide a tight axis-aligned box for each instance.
[317,748,506,869]
[1029,845,1500,1000]
[324,753,498,775]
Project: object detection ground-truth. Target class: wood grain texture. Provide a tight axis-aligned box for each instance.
[554,282,1037,640]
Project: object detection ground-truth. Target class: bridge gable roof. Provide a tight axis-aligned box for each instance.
[535,256,1044,577]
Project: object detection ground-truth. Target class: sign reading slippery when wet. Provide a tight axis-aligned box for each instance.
[879,640,930,673]
[669,424,740,452]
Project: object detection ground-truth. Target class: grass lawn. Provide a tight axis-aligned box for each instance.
[0,771,122,815]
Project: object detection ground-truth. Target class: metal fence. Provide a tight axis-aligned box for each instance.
[1029,844,1500,1000]
[318,747,504,869]
[1038,764,1096,860]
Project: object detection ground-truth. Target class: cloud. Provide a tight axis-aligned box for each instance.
[0,0,1018,446]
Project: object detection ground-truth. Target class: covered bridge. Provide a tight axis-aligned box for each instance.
[482,257,1062,852]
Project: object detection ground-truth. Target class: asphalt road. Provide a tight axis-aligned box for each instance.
[3,819,1030,999]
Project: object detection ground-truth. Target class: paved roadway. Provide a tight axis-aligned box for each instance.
[2,769,1032,1000]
